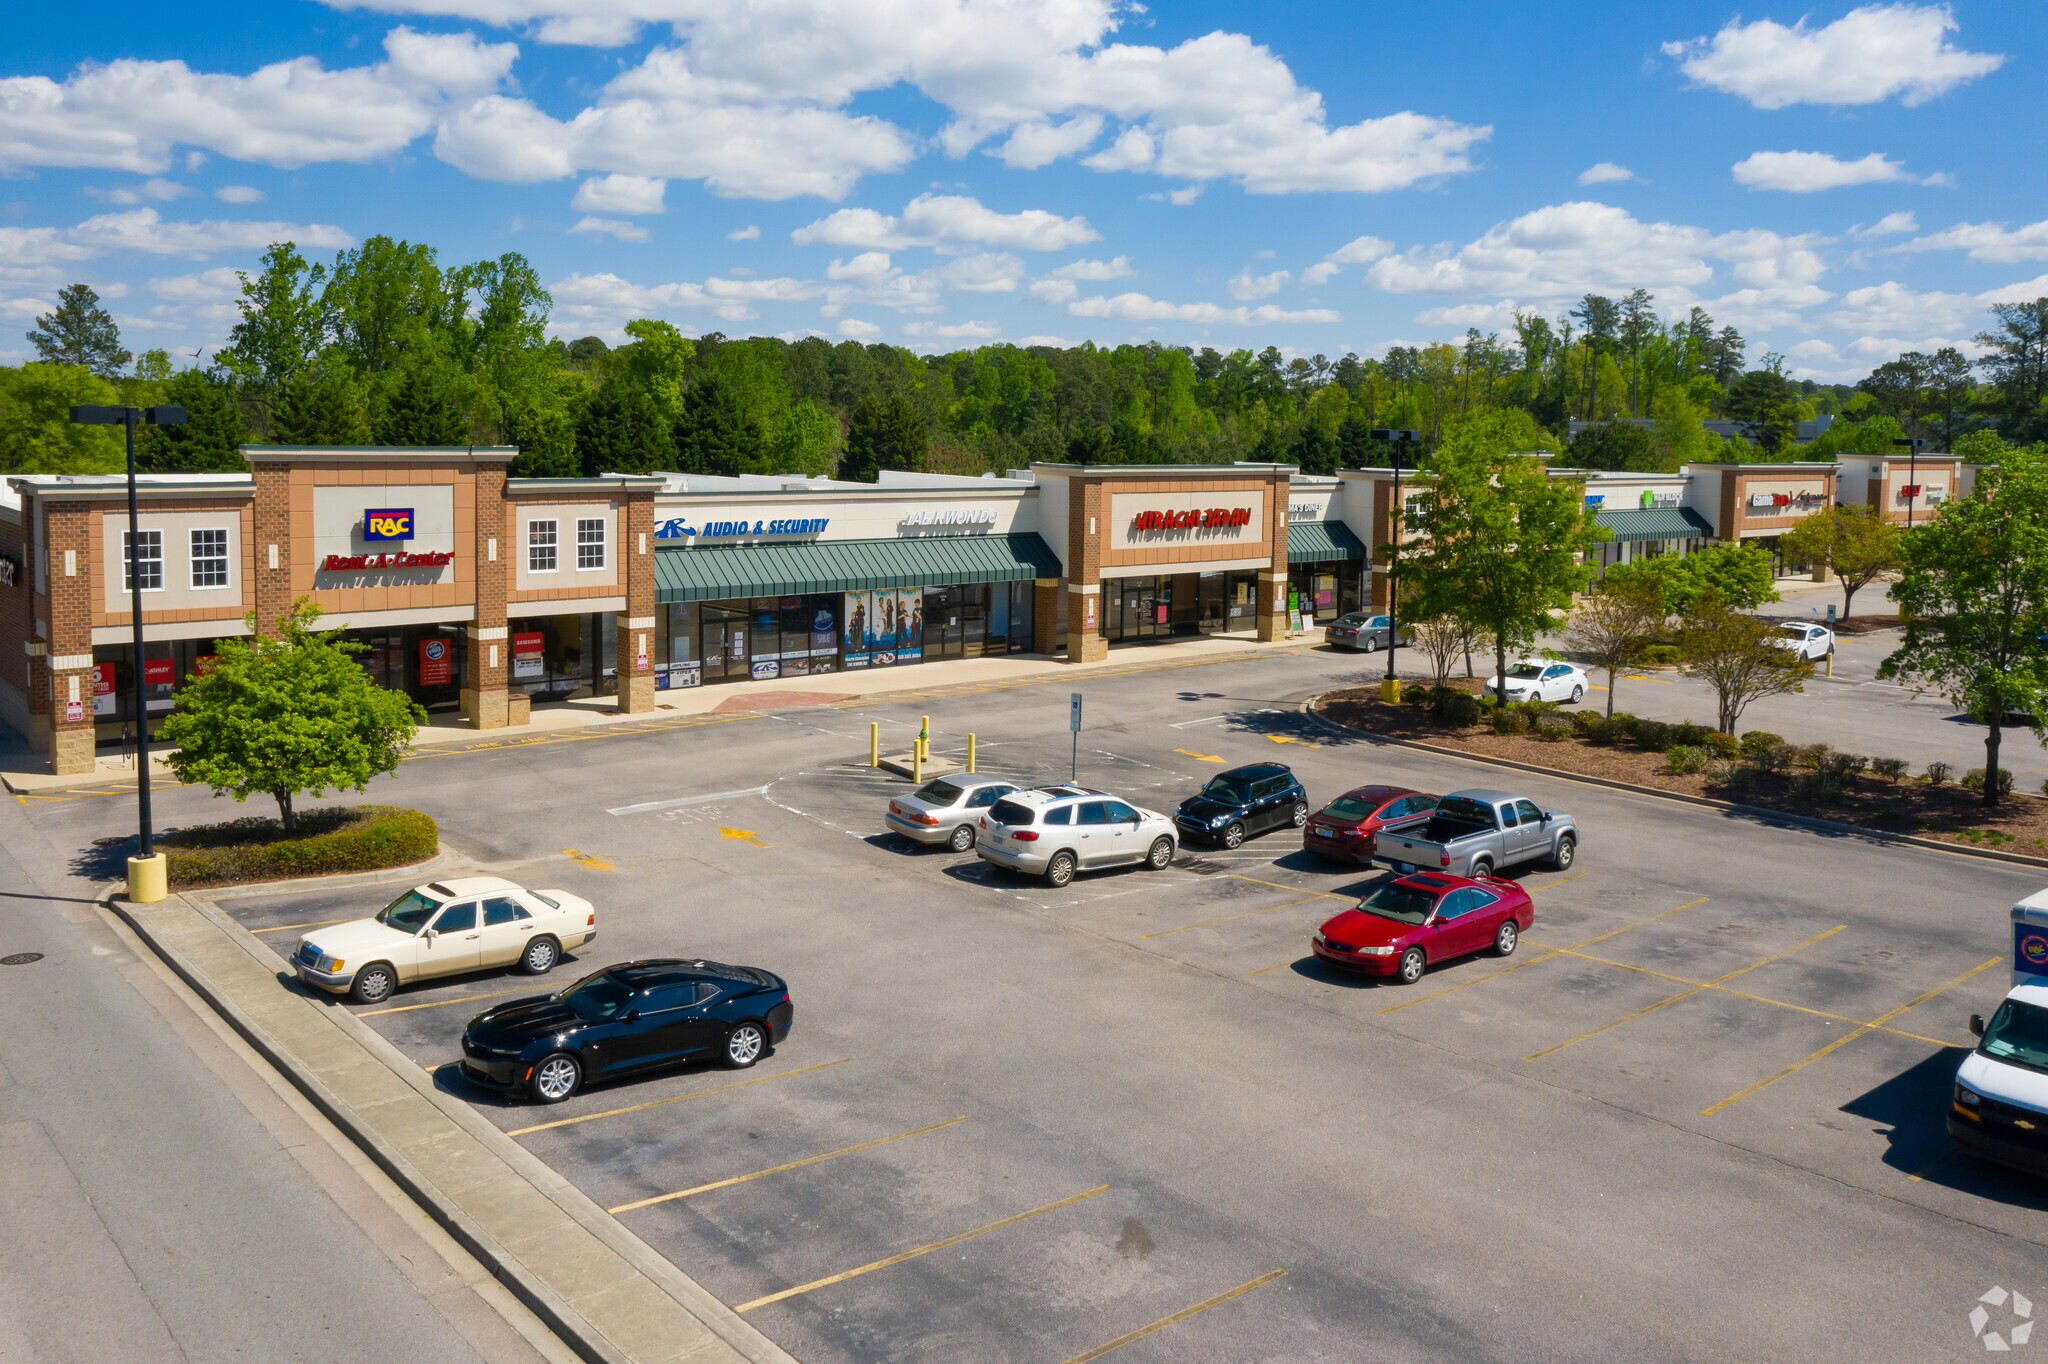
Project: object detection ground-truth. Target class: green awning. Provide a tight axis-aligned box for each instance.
[1594,507,1715,542]
[1288,520,1367,563]
[654,532,1062,603]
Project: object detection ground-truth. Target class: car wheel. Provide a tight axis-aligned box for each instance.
[1146,836,1174,869]
[530,1052,580,1104]
[947,823,976,853]
[1362,635,1378,653]
[1046,851,1076,887]
[1290,803,1309,828]
[349,963,396,1005]
[1469,858,1492,878]
[1570,684,1584,704]
[1495,920,1519,956]
[1222,822,1246,849]
[1550,835,1576,871]
[724,1022,766,1070]
[520,935,560,975]
[1396,947,1427,985]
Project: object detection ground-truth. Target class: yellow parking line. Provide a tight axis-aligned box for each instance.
[1226,874,1351,902]
[1059,1269,1287,1364]
[1140,894,1327,940]
[359,983,546,1016]
[1527,869,1590,891]
[251,915,358,935]
[733,1185,1110,1313]
[1700,956,1999,1116]
[1246,958,1301,976]
[506,1059,851,1137]
[608,1117,967,1214]
[1523,924,1845,1062]
[1377,896,1708,1015]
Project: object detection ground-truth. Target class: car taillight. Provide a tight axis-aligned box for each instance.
[587,912,596,925]
[1440,852,1451,866]
[915,810,939,825]
[1012,830,1039,841]
[889,801,903,816]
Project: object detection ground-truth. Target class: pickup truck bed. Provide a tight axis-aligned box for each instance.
[1373,788,1578,878]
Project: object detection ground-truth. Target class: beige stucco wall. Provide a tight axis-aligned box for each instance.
[514,501,619,593]
[99,507,244,614]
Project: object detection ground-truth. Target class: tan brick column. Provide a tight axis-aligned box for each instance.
[464,466,510,729]
[1257,472,1290,642]
[1032,579,1061,655]
[43,502,95,775]
[250,459,294,636]
[616,491,657,713]
[1065,478,1108,664]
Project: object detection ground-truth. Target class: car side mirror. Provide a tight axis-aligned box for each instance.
[423,927,437,941]
[1970,1014,1986,1037]
[623,1009,640,1024]
[1540,812,1551,824]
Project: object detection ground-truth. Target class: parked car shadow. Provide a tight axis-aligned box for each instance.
[430,1048,778,1108]
[1841,1048,2048,1206]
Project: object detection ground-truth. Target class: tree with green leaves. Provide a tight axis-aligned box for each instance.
[1726,360,1796,455]
[673,373,764,477]
[1567,420,1663,471]
[1401,414,1607,692]
[576,388,670,475]
[158,598,425,832]
[218,243,328,410]
[841,393,928,481]
[1974,298,2048,443]
[0,362,124,474]
[1677,594,1812,733]
[138,369,249,472]
[1565,574,1668,717]
[1778,504,1901,619]
[1606,540,1779,615]
[27,284,130,377]
[270,368,369,445]
[135,349,173,383]
[323,236,452,374]
[373,365,469,445]
[1878,449,2048,807]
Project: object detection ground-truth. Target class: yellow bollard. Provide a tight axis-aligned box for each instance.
[912,743,922,784]
[1825,651,1833,678]
[127,853,167,904]
[1380,676,1403,705]
[967,732,977,773]
[870,722,879,767]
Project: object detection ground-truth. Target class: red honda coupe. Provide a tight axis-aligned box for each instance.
[1302,785,1439,865]
[1311,872,1534,985]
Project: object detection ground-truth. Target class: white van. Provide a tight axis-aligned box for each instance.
[1949,889,2048,1175]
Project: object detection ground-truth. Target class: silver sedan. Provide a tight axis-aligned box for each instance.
[1324,612,1407,652]
[885,776,1020,851]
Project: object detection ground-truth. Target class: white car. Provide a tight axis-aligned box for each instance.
[885,775,1021,850]
[1771,623,1835,660]
[976,787,1177,887]
[292,876,597,1005]
[1487,660,1589,704]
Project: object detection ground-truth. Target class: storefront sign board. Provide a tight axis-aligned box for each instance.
[419,637,453,686]
[363,508,415,541]
[512,631,544,680]
[93,662,117,717]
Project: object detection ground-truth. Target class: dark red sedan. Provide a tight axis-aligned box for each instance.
[1311,872,1534,985]
[1302,785,1439,865]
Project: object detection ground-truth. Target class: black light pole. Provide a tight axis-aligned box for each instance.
[1891,436,1924,528]
[1371,429,1422,685]
[69,404,185,860]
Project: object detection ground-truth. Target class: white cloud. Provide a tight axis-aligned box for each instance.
[1301,234,1392,286]
[793,193,1097,253]
[1732,150,1920,192]
[1015,334,1072,347]
[568,215,650,242]
[1823,280,1980,336]
[837,317,882,340]
[1029,278,1076,304]
[215,185,266,204]
[572,172,666,215]
[1979,273,2048,306]
[549,269,826,328]
[147,267,244,302]
[1662,4,2003,109]
[1228,267,1290,301]
[993,114,1104,169]
[1898,218,2048,264]
[1083,126,1154,173]
[903,319,1001,339]
[1414,300,1522,329]
[727,224,759,240]
[0,207,351,270]
[1578,162,1636,186]
[84,177,191,205]
[0,27,517,173]
[937,252,1026,293]
[1047,256,1132,281]
[1067,292,1339,326]
[1850,211,1918,239]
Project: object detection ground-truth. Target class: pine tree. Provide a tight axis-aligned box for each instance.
[137,370,249,473]
[372,366,469,446]
[27,284,131,377]
[672,373,765,477]
[840,394,927,481]
[271,371,368,445]
[575,389,671,475]
[505,401,579,478]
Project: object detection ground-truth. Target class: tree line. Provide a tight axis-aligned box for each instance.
[7,233,2048,480]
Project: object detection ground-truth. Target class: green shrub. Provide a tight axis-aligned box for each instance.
[1666,745,1708,775]
[1671,721,1712,747]
[1440,690,1481,726]
[1701,731,1740,760]
[1476,692,1500,713]
[1605,712,1639,740]
[1751,740,1796,776]
[1639,643,1682,666]
[1924,761,1954,786]
[1513,698,1562,718]
[1533,714,1574,742]
[1793,772,1844,803]
[161,805,437,889]
[1871,757,1909,781]
[1634,719,1674,751]
[1490,708,1529,736]
[1739,730,1784,760]
[1834,753,1869,779]
[1962,767,2015,797]
[1797,743,1836,773]
[1402,683,1433,709]
[1569,711,1605,739]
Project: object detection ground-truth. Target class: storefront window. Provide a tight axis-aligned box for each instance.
[509,614,606,701]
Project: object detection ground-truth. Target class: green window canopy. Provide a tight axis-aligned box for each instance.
[1287,520,1367,564]
[654,532,1062,604]
[1594,507,1715,542]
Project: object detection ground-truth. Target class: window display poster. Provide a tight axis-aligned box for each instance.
[93,662,117,716]
[143,657,177,711]
[810,603,837,653]
[751,660,780,681]
[512,631,544,680]
[896,587,923,662]
[842,591,872,665]
[876,591,898,651]
[419,637,453,686]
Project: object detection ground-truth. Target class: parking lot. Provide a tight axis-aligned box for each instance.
[45,644,2048,1361]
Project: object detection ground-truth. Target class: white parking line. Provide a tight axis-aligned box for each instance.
[1170,715,1231,728]
[607,785,770,816]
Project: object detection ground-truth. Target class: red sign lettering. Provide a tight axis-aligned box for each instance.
[1130,507,1251,532]
[320,550,454,571]
[143,658,175,687]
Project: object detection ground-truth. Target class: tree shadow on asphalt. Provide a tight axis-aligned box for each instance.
[1842,1049,2048,1208]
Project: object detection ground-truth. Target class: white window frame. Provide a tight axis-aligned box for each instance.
[189,527,230,590]
[576,517,606,571]
[123,529,164,593]
[528,519,558,573]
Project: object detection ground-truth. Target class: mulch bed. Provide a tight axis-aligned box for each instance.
[1313,688,2048,856]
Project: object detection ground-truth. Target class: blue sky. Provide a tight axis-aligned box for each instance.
[3,1,2043,381]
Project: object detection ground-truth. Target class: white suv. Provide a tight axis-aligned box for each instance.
[976,788,1177,887]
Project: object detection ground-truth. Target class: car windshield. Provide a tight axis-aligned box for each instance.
[1505,663,1543,679]
[1324,795,1379,820]
[1980,999,2048,1072]
[1434,796,1497,827]
[1356,882,1442,925]
[555,971,636,1022]
[914,779,966,804]
[1202,777,1251,803]
[377,889,443,933]
[1778,625,1810,639]
[989,799,1036,826]
[1335,614,1369,626]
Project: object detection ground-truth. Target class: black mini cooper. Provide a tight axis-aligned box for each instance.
[1173,763,1309,848]
[461,959,794,1103]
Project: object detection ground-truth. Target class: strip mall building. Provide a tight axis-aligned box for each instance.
[0,444,1985,773]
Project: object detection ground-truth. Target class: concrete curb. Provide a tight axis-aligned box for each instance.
[109,889,801,1364]
[176,846,451,900]
[1301,695,2048,872]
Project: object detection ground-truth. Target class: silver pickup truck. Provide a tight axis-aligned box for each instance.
[1372,788,1578,877]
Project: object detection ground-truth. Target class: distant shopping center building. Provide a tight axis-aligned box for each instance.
[0,443,1987,774]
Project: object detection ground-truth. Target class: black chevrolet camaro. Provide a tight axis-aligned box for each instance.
[460,959,794,1103]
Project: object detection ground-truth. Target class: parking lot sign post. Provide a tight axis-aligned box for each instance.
[1070,692,1082,781]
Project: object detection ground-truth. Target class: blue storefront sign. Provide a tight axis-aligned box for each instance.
[364,507,415,541]
[654,516,829,540]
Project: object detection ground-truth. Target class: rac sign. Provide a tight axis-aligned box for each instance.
[364,508,415,541]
